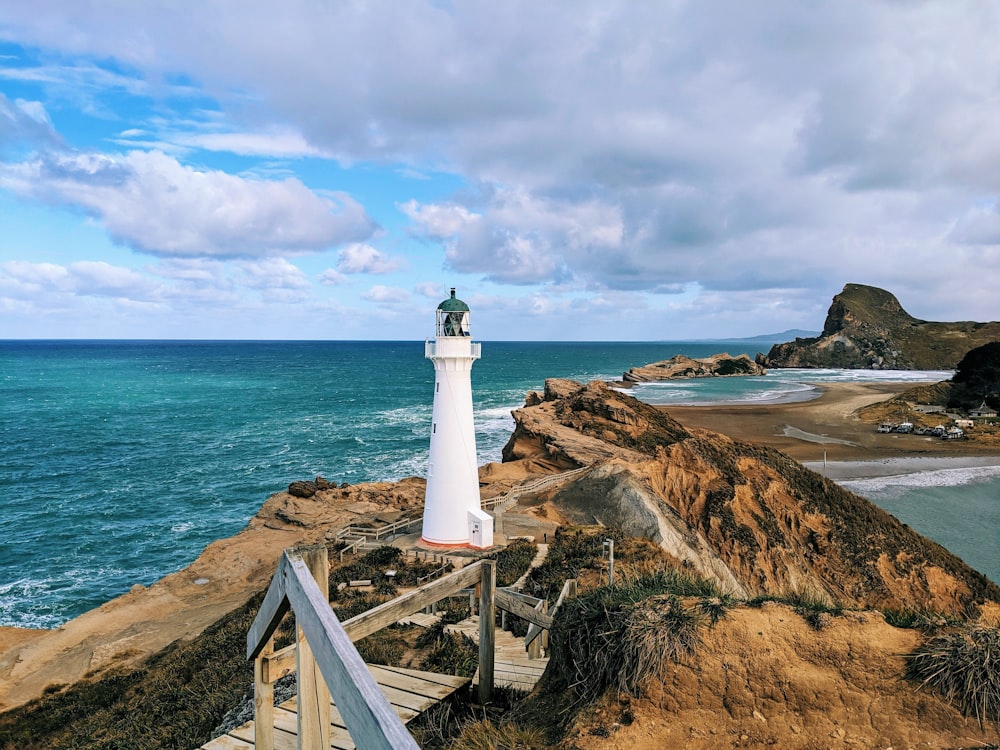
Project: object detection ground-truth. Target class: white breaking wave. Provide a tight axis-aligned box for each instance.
[843,465,1000,496]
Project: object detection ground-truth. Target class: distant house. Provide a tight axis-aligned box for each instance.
[970,401,997,419]
[954,418,974,429]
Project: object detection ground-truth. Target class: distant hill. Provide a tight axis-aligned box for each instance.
[720,328,820,344]
[760,283,1000,369]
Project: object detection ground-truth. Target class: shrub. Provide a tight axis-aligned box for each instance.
[547,586,701,706]
[907,624,1000,727]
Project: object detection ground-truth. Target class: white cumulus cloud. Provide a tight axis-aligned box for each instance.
[0,150,376,259]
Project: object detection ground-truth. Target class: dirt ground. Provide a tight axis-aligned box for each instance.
[565,603,1000,749]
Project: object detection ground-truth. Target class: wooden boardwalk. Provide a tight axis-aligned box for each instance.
[199,664,469,750]
[446,616,548,693]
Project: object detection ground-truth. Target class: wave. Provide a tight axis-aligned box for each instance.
[843,465,1000,498]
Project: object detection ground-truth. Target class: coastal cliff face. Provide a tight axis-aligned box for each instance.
[503,378,1000,615]
[760,283,1000,369]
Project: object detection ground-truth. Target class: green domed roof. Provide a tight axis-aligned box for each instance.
[437,288,470,312]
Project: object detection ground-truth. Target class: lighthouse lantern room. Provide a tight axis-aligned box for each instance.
[421,289,492,548]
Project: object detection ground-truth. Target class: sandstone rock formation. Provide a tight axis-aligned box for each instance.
[760,283,1000,369]
[502,378,999,614]
[621,352,765,382]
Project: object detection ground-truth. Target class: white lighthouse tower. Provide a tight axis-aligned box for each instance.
[421,289,493,548]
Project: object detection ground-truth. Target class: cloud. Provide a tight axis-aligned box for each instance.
[362,285,409,304]
[3,1,1000,331]
[335,243,403,274]
[236,258,311,290]
[0,259,162,300]
[0,93,61,152]
[0,150,376,258]
[318,268,348,286]
[414,282,445,299]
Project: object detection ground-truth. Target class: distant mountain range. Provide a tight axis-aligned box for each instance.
[718,329,821,344]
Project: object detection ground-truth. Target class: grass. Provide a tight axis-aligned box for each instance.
[747,587,844,630]
[546,578,704,706]
[907,624,1000,728]
[0,591,269,750]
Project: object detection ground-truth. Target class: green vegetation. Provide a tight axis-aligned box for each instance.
[949,341,1000,411]
[484,537,538,587]
[415,621,478,677]
[747,588,844,630]
[0,591,267,750]
[881,608,959,631]
[908,624,1000,728]
[547,583,702,706]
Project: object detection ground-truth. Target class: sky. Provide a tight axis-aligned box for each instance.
[1,1,999,341]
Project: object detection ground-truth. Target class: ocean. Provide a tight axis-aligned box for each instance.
[1,340,996,629]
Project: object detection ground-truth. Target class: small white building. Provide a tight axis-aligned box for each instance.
[970,401,998,419]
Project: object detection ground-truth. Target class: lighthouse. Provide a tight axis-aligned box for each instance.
[421,288,493,548]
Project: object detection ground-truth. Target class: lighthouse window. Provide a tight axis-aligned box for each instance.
[433,423,436,433]
[436,382,439,393]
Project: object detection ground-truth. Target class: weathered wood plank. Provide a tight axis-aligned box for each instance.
[199,732,255,749]
[478,560,495,704]
[495,589,553,630]
[375,664,471,689]
[365,665,463,700]
[229,722,298,750]
[247,555,290,660]
[263,561,485,680]
[283,693,421,726]
[254,637,275,750]
[341,561,484,642]
[274,704,358,747]
[294,546,332,750]
[282,553,419,750]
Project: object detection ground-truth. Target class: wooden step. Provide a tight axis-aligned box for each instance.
[199,664,470,749]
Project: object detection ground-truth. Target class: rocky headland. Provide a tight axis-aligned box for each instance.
[759,282,1000,369]
[2,378,999,747]
[503,378,999,612]
[619,352,765,383]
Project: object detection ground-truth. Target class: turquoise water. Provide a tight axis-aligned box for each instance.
[0,340,991,628]
[843,469,1000,585]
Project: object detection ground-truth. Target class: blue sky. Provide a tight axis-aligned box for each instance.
[1,2,999,341]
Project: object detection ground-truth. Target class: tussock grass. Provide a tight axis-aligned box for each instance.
[882,608,959,631]
[747,586,844,630]
[484,538,538,587]
[907,624,1000,728]
[416,621,478,677]
[547,580,703,705]
[445,719,546,750]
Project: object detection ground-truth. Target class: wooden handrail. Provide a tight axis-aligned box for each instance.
[247,546,419,750]
[259,559,491,692]
[245,543,571,747]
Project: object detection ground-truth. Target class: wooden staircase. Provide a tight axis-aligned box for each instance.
[200,664,469,749]
[446,616,547,693]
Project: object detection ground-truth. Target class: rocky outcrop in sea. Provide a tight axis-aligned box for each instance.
[621,352,765,382]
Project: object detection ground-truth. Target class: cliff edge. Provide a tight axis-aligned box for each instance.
[760,283,1000,369]
[503,378,999,614]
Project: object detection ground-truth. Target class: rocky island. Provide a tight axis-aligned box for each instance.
[760,282,1000,369]
[620,352,765,383]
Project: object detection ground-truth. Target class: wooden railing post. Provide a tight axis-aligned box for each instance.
[296,545,331,750]
[253,637,275,750]
[478,560,496,704]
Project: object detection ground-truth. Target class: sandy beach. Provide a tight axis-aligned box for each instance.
[662,380,1000,477]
